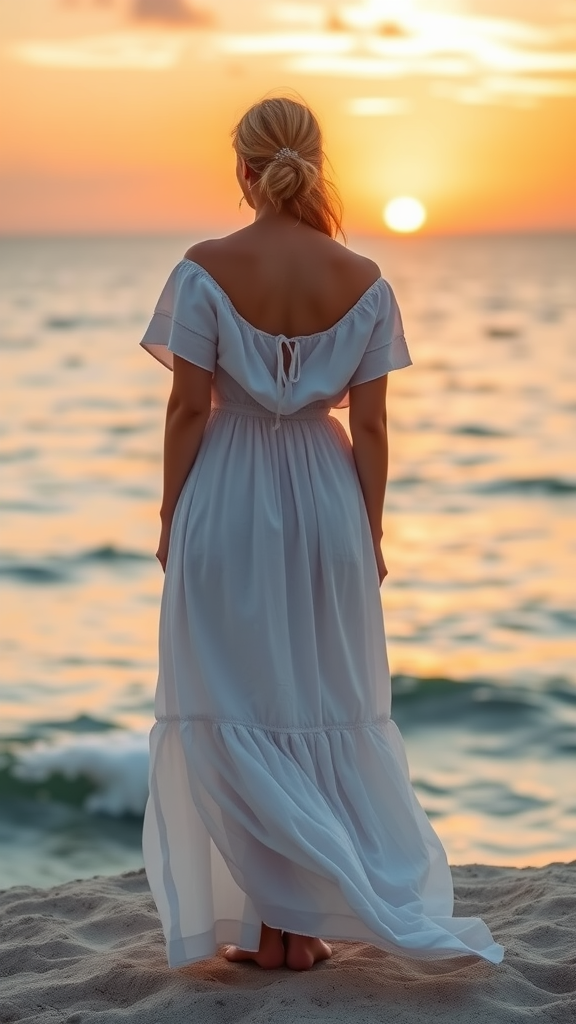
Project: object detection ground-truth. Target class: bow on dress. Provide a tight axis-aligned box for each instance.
[274,336,301,430]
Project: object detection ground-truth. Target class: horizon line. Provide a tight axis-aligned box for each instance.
[1,226,575,242]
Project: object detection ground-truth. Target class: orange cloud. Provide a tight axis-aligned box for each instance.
[130,0,213,26]
[12,2,575,114]
[10,33,192,70]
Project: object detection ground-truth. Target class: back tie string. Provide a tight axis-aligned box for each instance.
[275,336,301,430]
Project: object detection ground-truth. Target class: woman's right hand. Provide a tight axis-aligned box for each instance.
[374,542,388,585]
[156,520,172,573]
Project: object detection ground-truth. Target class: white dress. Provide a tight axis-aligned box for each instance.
[140,258,504,968]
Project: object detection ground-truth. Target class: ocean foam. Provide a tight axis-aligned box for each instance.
[13,731,150,816]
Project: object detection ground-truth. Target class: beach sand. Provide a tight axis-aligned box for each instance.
[1,862,574,1023]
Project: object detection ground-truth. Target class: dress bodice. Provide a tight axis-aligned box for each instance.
[140,258,412,421]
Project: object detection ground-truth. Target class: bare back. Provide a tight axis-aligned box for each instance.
[185,221,381,339]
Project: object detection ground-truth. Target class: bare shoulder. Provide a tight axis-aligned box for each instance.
[183,238,223,266]
[330,242,381,293]
[333,242,381,279]
[183,232,255,278]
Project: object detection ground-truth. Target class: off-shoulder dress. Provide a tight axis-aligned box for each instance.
[139,258,504,968]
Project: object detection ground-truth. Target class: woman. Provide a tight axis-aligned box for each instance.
[140,96,504,972]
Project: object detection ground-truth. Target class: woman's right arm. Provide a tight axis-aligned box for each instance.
[156,354,212,571]
[349,375,389,584]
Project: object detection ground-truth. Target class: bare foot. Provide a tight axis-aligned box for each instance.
[224,923,285,969]
[285,932,332,971]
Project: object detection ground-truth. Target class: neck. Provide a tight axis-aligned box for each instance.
[252,201,300,227]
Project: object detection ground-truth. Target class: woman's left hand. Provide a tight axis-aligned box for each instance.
[156,521,172,573]
[374,544,388,586]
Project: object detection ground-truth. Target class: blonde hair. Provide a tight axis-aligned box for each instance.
[231,96,344,240]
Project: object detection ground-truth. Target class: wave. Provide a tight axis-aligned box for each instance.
[43,315,121,330]
[453,424,507,437]
[388,473,576,497]
[485,325,521,338]
[0,563,69,584]
[78,544,149,563]
[0,545,151,584]
[391,675,544,727]
[32,713,119,733]
[0,730,149,817]
[0,447,37,463]
[0,677,572,818]
[474,477,576,496]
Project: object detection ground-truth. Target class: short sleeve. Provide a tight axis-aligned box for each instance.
[139,261,217,372]
[349,280,412,387]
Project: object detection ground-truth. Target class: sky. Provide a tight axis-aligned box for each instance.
[1,0,575,235]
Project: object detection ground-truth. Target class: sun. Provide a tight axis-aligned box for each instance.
[383,197,427,233]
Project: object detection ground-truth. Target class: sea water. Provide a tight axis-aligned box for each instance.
[0,233,574,889]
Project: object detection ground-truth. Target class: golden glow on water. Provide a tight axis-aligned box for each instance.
[1,233,575,873]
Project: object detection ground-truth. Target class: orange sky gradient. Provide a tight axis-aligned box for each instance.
[1,0,575,236]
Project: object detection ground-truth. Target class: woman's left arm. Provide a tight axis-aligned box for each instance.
[156,354,213,571]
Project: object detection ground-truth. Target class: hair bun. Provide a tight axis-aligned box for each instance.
[259,151,317,207]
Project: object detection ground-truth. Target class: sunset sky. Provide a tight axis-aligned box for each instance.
[1,0,575,235]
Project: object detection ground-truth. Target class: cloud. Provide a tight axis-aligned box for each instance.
[433,76,576,108]
[489,76,576,96]
[267,4,326,29]
[345,96,411,116]
[284,53,473,79]
[217,32,351,57]
[130,0,213,25]
[218,16,576,76]
[216,5,576,107]
[9,0,576,104]
[10,32,190,70]
[9,0,214,70]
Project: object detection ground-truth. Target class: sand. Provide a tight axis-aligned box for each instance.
[0,862,575,1023]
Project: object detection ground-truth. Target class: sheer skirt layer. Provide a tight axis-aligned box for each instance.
[143,403,504,969]
[144,717,504,967]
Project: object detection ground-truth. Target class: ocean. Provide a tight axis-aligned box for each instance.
[0,232,574,890]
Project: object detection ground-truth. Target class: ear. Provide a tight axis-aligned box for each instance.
[237,155,250,182]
